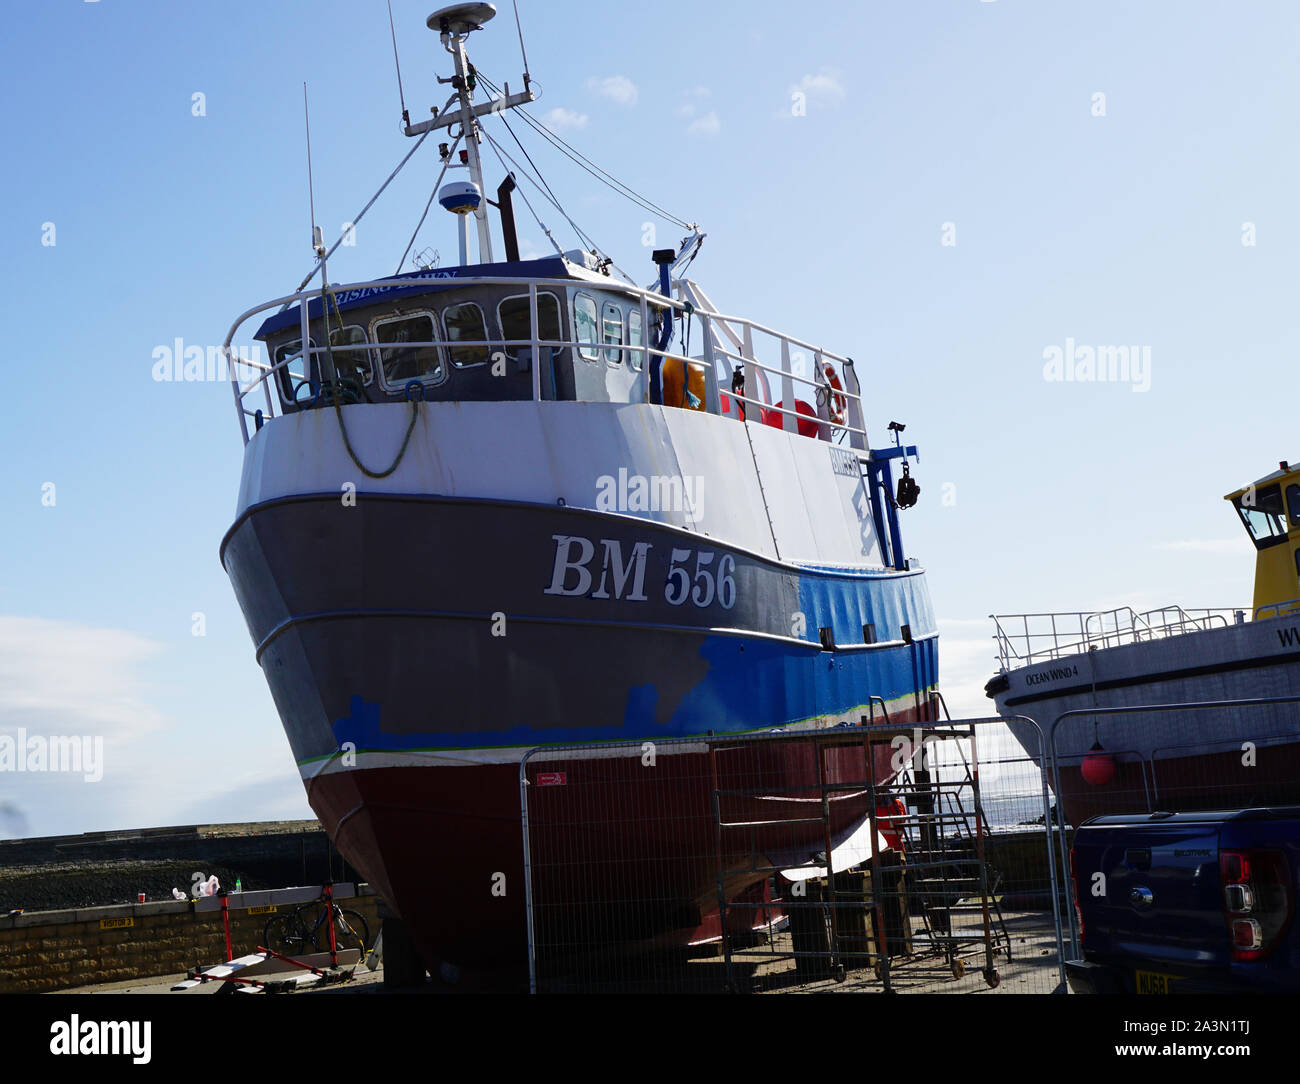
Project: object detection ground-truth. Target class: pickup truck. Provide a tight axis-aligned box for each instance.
[1067,807,1299,994]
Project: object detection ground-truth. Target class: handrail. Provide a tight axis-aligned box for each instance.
[244,333,866,443]
[222,271,869,446]
[709,346,865,404]
[1254,598,1300,621]
[990,606,1241,671]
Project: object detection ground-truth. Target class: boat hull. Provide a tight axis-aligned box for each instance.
[303,713,929,970]
[223,491,939,967]
[991,616,1300,824]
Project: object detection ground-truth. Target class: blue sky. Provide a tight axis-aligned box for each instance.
[1,0,1296,837]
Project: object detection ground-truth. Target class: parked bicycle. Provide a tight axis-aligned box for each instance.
[262,890,370,960]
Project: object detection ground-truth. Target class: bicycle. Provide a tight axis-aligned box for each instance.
[262,891,370,961]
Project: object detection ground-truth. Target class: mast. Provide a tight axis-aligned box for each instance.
[405,4,536,264]
[447,28,492,263]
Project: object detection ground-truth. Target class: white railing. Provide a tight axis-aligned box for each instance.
[1254,598,1300,621]
[990,605,1240,671]
[221,273,869,450]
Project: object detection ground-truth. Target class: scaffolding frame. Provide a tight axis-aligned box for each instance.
[711,721,1010,992]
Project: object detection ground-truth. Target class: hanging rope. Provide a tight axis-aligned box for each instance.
[321,283,421,480]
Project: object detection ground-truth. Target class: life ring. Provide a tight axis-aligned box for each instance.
[822,363,847,427]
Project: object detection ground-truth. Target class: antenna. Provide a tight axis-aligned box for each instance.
[303,83,325,258]
[387,0,410,128]
[511,0,532,91]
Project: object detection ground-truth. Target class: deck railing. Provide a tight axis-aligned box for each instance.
[1254,597,1300,621]
[990,605,1240,670]
[221,273,870,451]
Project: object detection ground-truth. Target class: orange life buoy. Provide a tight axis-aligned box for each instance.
[822,363,847,427]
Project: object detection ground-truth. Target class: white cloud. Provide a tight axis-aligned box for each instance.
[586,75,639,106]
[0,617,175,837]
[0,616,315,837]
[686,111,721,138]
[794,68,846,104]
[543,107,588,131]
[776,67,848,119]
[0,617,167,739]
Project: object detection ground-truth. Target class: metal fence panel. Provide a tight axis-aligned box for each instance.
[520,717,1067,994]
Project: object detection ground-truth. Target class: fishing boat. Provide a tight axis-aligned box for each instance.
[219,2,938,971]
[987,460,1300,826]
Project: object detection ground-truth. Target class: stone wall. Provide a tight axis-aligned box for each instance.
[0,885,380,994]
[0,821,362,912]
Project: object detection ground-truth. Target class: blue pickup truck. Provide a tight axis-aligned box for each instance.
[1067,807,1299,994]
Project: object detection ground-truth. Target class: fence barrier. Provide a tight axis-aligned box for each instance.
[520,718,1069,994]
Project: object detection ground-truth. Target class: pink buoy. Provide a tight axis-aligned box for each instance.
[1080,741,1116,786]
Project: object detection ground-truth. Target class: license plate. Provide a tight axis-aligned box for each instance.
[1135,969,1175,994]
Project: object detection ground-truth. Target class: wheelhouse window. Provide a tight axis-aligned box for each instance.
[328,324,373,386]
[1235,484,1289,549]
[442,302,489,367]
[372,312,444,388]
[574,293,599,361]
[602,301,624,365]
[1288,483,1300,528]
[275,338,314,402]
[628,308,644,371]
[498,292,562,357]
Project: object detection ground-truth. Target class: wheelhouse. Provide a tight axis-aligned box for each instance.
[1225,461,1300,617]
[253,255,679,412]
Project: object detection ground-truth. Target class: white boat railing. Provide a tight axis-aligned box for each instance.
[1254,598,1300,621]
[221,273,870,451]
[990,605,1240,671]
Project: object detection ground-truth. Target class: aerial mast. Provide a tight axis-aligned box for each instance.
[404,3,536,264]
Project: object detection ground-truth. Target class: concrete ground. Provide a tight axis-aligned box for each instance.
[743,910,1066,994]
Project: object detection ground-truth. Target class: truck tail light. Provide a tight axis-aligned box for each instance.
[1221,848,1292,962]
[1069,847,1084,944]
